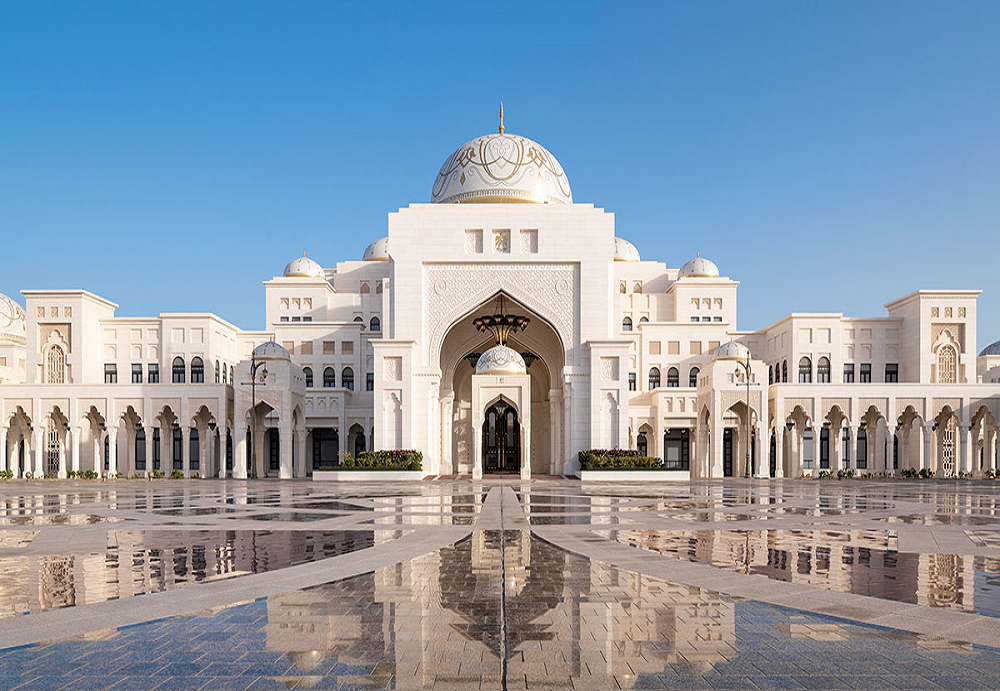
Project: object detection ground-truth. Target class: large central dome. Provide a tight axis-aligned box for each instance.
[432,132,572,205]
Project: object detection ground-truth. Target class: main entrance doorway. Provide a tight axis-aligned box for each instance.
[483,399,520,474]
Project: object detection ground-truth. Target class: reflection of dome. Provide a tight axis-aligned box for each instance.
[432,132,572,204]
[283,255,324,278]
[614,237,640,262]
[980,340,1000,356]
[253,341,290,361]
[678,255,720,278]
[0,293,26,345]
[363,237,390,261]
[476,346,526,375]
[713,341,751,362]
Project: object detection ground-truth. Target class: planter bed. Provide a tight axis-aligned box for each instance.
[579,469,691,482]
[313,469,426,482]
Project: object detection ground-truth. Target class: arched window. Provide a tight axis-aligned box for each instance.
[191,357,204,383]
[769,365,773,385]
[636,432,647,456]
[370,316,381,332]
[342,367,354,391]
[648,367,660,390]
[353,316,364,329]
[323,367,335,388]
[619,282,626,294]
[229,365,234,383]
[622,317,633,332]
[938,345,957,383]
[172,357,185,383]
[214,360,220,383]
[689,367,700,388]
[222,364,227,384]
[782,360,788,383]
[667,367,679,387]
[817,357,831,383]
[46,345,66,384]
[303,367,313,388]
[639,316,649,323]
[798,357,811,383]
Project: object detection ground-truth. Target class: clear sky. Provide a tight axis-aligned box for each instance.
[2,2,999,342]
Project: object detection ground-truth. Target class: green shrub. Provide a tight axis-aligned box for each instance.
[958,471,973,478]
[817,470,833,479]
[899,468,918,478]
[0,469,12,480]
[578,449,666,470]
[918,468,934,479]
[77,470,99,480]
[342,450,423,471]
[837,468,854,479]
[150,470,165,479]
[170,470,185,479]
[43,472,57,479]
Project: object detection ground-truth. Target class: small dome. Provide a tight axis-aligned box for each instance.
[253,341,290,361]
[0,293,26,345]
[283,255,324,278]
[713,341,751,362]
[980,339,1000,357]
[476,345,527,375]
[678,255,720,279]
[363,237,390,261]
[614,237,640,262]
[432,132,572,205]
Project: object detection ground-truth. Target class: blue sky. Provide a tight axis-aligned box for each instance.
[2,2,999,341]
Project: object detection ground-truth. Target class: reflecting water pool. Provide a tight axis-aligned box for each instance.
[601,527,1000,618]
[2,529,999,690]
[0,529,404,619]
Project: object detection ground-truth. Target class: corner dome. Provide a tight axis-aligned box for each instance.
[713,341,751,362]
[432,132,572,205]
[253,341,290,361]
[363,237,390,261]
[476,345,527,375]
[678,255,720,279]
[0,293,26,345]
[980,339,1000,357]
[614,237,640,262]
[283,255,324,278]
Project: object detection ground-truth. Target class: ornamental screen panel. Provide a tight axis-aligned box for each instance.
[46,346,65,384]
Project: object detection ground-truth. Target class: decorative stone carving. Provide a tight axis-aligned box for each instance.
[520,229,538,254]
[384,357,402,381]
[424,263,577,363]
[931,324,964,350]
[600,357,619,381]
[465,229,483,254]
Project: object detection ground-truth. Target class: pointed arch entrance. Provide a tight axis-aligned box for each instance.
[483,397,520,474]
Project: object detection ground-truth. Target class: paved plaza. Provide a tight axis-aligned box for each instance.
[1,478,1000,690]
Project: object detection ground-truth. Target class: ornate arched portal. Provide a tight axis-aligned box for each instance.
[438,292,565,477]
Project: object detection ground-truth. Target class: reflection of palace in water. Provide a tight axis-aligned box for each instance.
[264,532,736,688]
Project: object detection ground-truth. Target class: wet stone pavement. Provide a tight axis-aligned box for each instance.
[1,478,1000,689]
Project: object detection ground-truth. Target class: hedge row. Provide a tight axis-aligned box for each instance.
[579,449,667,470]
[339,450,423,471]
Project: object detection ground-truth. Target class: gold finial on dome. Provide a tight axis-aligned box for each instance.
[499,101,504,134]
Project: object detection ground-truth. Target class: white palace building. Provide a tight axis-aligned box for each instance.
[3,120,1000,481]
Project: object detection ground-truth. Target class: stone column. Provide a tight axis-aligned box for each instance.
[831,424,841,472]
[959,423,972,475]
[218,425,228,478]
[886,429,896,476]
[71,426,81,474]
[33,428,45,477]
[923,423,933,473]
[774,428,784,478]
[296,427,307,478]
[811,427,820,477]
[711,422,724,478]
[848,425,858,473]
[181,426,190,477]
[200,428,209,477]
[0,428,7,474]
[789,426,800,477]
[520,422,531,481]
[755,422,768,478]
[441,394,454,476]
[337,418,347,463]
[144,428,153,477]
[279,418,293,479]
[562,384,573,475]
[471,420,482,480]
[107,428,117,476]
[57,430,67,478]
[233,419,247,479]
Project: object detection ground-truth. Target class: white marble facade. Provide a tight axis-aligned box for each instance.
[2,127,1000,480]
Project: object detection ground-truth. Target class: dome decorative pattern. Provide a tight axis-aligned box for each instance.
[283,255,324,278]
[713,341,751,362]
[253,341,290,361]
[0,293,26,345]
[363,237,390,261]
[614,237,640,262]
[678,255,720,279]
[432,133,572,205]
[476,345,527,375]
[980,339,1000,357]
